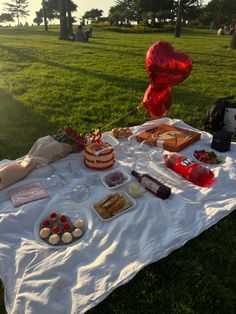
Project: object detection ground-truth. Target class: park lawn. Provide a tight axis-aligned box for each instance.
[0,26,235,313]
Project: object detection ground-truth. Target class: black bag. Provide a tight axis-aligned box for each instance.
[203,96,235,131]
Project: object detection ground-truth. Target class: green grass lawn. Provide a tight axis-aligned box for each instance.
[0,26,236,313]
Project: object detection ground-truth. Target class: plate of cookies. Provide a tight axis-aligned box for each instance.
[93,191,136,221]
[34,201,93,249]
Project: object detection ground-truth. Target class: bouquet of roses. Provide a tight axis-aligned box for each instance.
[53,127,86,152]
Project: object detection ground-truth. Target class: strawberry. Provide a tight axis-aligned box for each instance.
[41,219,51,228]
[63,223,72,232]
[49,212,58,221]
[52,225,61,234]
[59,215,68,223]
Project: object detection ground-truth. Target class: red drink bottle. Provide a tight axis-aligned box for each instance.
[164,153,214,187]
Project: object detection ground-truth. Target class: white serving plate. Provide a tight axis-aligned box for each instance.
[101,168,131,189]
[92,191,136,221]
[34,201,93,249]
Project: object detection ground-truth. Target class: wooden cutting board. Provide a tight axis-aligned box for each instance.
[136,124,201,152]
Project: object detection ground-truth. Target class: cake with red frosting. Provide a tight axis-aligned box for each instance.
[84,141,115,170]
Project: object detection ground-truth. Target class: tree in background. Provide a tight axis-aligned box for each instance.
[34,0,77,34]
[83,9,104,24]
[3,0,29,26]
[200,0,236,26]
[59,0,68,39]
[109,2,132,25]
[175,0,183,37]
[0,13,14,24]
[33,11,43,26]
[42,0,48,31]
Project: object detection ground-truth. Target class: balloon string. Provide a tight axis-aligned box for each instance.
[99,103,143,132]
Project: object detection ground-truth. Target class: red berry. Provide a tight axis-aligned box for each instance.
[59,215,68,223]
[41,219,51,228]
[52,225,61,234]
[63,223,72,231]
[49,212,57,221]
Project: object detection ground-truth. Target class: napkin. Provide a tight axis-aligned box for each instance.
[9,182,48,207]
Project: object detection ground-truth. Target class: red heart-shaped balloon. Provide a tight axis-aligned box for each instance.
[143,84,172,118]
[146,41,192,89]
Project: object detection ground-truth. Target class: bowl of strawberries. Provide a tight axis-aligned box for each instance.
[192,149,223,165]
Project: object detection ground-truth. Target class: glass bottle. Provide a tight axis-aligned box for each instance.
[131,170,171,200]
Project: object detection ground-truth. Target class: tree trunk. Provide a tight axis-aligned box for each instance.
[42,0,48,32]
[175,0,183,38]
[230,28,236,49]
[59,0,69,40]
[16,0,19,26]
[66,0,73,35]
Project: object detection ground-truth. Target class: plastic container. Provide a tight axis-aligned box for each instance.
[101,168,131,189]
[164,153,214,188]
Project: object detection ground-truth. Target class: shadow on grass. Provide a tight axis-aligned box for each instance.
[0,44,147,92]
[0,88,55,160]
[0,27,57,37]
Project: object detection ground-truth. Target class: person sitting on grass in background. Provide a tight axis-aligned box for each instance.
[74,25,89,42]
[86,27,93,38]
[217,25,225,36]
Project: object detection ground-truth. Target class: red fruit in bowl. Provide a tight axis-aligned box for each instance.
[63,223,72,231]
[41,219,51,228]
[49,212,58,221]
[52,225,61,234]
[59,215,68,223]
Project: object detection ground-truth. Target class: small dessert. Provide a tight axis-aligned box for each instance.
[118,128,125,138]
[52,225,61,234]
[39,228,51,239]
[111,127,132,139]
[48,234,60,245]
[111,128,119,137]
[59,215,68,224]
[63,222,72,232]
[41,219,51,228]
[84,141,115,170]
[49,212,58,221]
[61,232,73,244]
[72,228,83,238]
[73,218,84,229]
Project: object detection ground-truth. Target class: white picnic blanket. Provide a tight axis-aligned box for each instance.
[0,118,235,314]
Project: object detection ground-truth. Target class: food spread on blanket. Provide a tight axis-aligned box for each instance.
[93,192,134,220]
[193,150,222,164]
[111,127,132,139]
[39,212,84,246]
[84,141,115,170]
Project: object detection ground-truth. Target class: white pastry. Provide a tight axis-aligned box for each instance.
[72,228,83,238]
[73,219,84,229]
[48,234,60,245]
[39,228,51,239]
[61,232,73,244]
